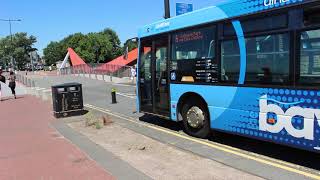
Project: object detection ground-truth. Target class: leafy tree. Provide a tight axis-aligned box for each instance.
[76,32,113,64]
[100,28,122,58]
[0,32,37,69]
[43,41,65,66]
[0,38,12,67]
[42,28,123,65]
[62,33,85,50]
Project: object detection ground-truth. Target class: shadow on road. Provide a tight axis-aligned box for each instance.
[139,114,320,171]
[139,114,183,132]
[0,96,24,101]
[15,96,24,99]
[55,110,89,119]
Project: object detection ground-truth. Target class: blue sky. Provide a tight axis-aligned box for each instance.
[0,0,218,55]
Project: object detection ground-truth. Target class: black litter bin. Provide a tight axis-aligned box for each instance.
[52,83,84,118]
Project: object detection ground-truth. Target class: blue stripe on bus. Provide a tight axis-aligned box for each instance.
[231,20,246,85]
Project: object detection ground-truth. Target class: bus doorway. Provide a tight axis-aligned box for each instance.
[139,36,170,117]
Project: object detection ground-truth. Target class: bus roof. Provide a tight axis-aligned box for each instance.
[138,0,313,38]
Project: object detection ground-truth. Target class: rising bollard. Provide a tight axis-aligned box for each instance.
[111,88,117,104]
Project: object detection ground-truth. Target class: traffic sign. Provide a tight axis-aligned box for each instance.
[176,3,193,16]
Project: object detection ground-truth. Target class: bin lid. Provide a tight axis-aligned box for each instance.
[51,82,82,88]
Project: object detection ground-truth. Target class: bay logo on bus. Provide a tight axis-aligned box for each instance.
[259,95,320,140]
[155,22,170,30]
[264,0,290,7]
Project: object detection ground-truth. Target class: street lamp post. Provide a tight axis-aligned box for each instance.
[164,0,170,19]
[0,18,22,70]
[123,37,137,60]
[28,48,37,72]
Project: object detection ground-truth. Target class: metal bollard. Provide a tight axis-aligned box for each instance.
[111,88,117,104]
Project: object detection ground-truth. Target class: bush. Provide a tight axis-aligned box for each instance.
[85,111,112,129]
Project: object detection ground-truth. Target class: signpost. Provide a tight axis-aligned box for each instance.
[176,3,193,16]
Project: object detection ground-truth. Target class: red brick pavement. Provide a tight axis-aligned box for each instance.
[0,96,114,180]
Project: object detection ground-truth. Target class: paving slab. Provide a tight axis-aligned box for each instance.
[0,96,114,180]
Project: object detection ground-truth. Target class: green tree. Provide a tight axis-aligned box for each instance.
[43,41,65,66]
[99,28,122,59]
[0,32,37,69]
[76,32,113,64]
[42,27,123,65]
[0,38,12,67]
[62,33,85,50]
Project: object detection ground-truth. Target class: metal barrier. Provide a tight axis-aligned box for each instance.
[16,72,36,88]
[58,64,136,84]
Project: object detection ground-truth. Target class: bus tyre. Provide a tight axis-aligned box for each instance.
[181,99,210,138]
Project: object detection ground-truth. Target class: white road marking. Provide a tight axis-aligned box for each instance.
[116,92,136,99]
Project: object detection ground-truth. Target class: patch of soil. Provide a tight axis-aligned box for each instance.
[69,121,263,180]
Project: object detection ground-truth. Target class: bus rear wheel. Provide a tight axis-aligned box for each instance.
[181,99,210,138]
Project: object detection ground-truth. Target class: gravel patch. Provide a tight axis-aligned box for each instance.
[68,121,263,180]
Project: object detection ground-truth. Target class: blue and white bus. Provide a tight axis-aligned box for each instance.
[136,0,320,152]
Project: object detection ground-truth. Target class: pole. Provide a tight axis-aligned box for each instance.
[111,88,117,104]
[0,19,21,71]
[164,0,170,19]
[30,52,34,72]
[9,20,14,70]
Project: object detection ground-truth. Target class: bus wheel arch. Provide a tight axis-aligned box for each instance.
[177,92,211,138]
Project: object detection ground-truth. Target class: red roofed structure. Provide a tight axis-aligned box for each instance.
[96,48,138,73]
[63,48,91,73]
[68,48,87,66]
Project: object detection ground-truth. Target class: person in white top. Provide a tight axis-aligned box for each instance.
[0,69,6,101]
[130,66,136,80]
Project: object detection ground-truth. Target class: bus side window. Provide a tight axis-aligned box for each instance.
[299,29,320,84]
[171,25,216,83]
[299,6,320,85]
[221,22,240,84]
[221,39,240,83]
[245,33,290,84]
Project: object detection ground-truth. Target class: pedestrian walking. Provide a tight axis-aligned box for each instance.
[0,69,6,101]
[8,71,16,99]
[130,65,136,81]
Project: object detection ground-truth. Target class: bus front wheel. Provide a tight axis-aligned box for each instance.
[181,99,210,138]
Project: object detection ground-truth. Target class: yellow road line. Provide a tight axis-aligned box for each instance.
[84,104,320,180]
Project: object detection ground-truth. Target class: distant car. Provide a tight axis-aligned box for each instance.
[35,65,44,71]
